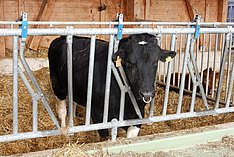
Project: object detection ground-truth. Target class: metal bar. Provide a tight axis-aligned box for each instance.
[225,31,232,100]
[211,34,218,97]
[3,28,234,36]
[205,34,212,95]
[188,39,197,112]
[66,31,74,127]
[18,67,38,132]
[12,35,18,134]
[19,39,60,129]
[177,34,192,114]
[225,62,234,108]
[118,66,143,119]
[215,33,231,109]
[3,21,234,26]
[189,38,209,110]
[163,34,176,115]
[85,35,96,125]
[103,35,114,123]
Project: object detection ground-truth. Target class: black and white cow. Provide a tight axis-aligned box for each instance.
[48,33,176,139]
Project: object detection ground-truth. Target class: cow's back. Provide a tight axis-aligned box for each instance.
[48,36,109,104]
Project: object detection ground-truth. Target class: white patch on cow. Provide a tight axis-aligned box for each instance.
[57,99,67,128]
[126,126,140,138]
[138,41,148,45]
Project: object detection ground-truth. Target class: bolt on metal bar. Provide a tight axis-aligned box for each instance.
[103,34,114,123]
[215,33,231,109]
[66,31,74,127]
[85,35,96,125]
[12,35,18,134]
[177,34,192,114]
[163,34,176,115]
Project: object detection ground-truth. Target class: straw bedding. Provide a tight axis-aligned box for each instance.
[0,67,233,156]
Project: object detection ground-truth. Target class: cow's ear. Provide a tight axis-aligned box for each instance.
[112,37,129,61]
[159,49,176,62]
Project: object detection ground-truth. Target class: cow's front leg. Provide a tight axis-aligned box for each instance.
[126,126,140,138]
[57,99,67,128]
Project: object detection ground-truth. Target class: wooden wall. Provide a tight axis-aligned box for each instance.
[0,0,228,58]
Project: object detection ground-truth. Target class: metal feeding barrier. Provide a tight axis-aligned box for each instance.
[0,12,233,142]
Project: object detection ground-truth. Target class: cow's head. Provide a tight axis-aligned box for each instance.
[113,33,176,104]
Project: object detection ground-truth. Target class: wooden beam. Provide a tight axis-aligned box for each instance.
[134,0,144,20]
[185,0,195,21]
[144,0,151,20]
[18,0,25,15]
[28,0,55,51]
[0,0,5,58]
[204,0,210,22]
[218,0,228,22]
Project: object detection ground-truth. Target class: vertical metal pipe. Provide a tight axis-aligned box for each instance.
[177,34,191,114]
[177,33,182,86]
[32,96,38,132]
[85,35,96,125]
[163,34,176,115]
[205,34,212,95]
[119,90,125,121]
[189,38,209,110]
[13,35,18,134]
[215,33,231,109]
[188,39,197,112]
[225,62,234,108]
[225,30,232,100]
[66,34,73,127]
[212,34,218,97]
[103,35,114,123]
[18,67,38,132]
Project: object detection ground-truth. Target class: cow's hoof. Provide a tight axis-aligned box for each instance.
[60,126,69,135]
[126,126,140,138]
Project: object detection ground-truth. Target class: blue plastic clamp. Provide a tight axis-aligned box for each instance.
[114,14,123,40]
[193,15,201,39]
[21,12,28,40]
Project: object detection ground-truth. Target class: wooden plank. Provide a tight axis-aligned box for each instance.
[185,0,195,21]
[134,0,144,20]
[144,0,151,20]
[18,0,25,15]
[0,0,5,58]
[28,0,55,51]
[204,0,210,21]
[218,0,228,22]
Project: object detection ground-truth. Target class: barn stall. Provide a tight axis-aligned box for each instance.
[0,0,234,156]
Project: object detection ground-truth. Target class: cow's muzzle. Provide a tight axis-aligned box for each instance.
[139,91,155,104]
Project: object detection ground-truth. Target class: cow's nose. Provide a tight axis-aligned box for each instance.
[139,90,155,103]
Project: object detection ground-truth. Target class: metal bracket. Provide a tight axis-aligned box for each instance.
[20,12,28,42]
[192,15,201,39]
[114,13,123,40]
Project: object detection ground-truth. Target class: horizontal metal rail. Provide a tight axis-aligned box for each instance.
[1,21,234,27]
[1,27,234,36]
[0,106,233,142]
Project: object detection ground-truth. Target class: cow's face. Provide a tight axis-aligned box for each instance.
[114,33,176,103]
